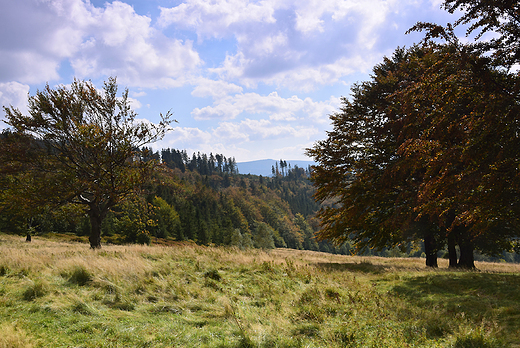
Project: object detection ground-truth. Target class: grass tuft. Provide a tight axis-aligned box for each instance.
[22,280,48,301]
[70,299,95,315]
[67,265,93,286]
[293,323,321,337]
[235,335,255,348]
[453,335,500,348]
[204,268,222,281]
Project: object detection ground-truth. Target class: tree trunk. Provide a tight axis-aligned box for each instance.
[447,234,458,268]
[88,206,103,249]
[458,240,475,269]
[424,234,438,268]
[26,233,31,242]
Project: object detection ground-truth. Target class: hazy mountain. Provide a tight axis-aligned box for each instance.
[237,159,315,177]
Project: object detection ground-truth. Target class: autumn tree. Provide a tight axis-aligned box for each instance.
[307,43,520,268]
[406,0,520,266]
[307,46,428,261]
[2,77,173,248]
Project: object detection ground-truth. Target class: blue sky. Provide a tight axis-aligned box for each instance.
[0,0,459,162]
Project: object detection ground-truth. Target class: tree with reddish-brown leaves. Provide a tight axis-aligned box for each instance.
[307,46,441,265]
[307,43,520,268]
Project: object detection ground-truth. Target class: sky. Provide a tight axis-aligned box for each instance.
[0,0,460,162]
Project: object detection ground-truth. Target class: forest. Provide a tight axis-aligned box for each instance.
[0,77,347,254]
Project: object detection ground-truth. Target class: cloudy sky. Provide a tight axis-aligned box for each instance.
[0,0,459,162]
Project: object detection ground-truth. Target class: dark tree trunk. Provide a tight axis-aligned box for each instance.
[458,240,475,269]
[26,233,31,242]
[447,234,458,268]
[88,206,103,249]
[424,234,438,268]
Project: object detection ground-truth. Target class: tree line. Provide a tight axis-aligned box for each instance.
[159,148,237,175]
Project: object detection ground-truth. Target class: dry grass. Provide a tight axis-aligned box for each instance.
[0,323,33,348]
[2,234,518,275]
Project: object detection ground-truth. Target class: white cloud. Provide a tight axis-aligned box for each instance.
[152,113,320,160]
[155,126,213,149]
[191,78,243,99]
[0,0,88,83]
[214,118,318,141]
[191,91,339,122]
[0,0,201,88]
[2,0,452,91]
[127,97,143,110]
[2,0,441,91]
[158,0,277,40]
[0,82,30,123]
[159,0,421,90]
[70,1,202,88]
[131,91,147,98]
[152,118,319,162]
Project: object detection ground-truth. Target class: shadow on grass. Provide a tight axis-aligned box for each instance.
[391,272,520,343]
[392,272,520,302]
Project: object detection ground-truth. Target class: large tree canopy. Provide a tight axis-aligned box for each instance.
[307,42,520,268]
[308,0,520,268]
[2,77,173,248]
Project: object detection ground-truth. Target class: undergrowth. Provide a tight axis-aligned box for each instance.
[0,233,519,347]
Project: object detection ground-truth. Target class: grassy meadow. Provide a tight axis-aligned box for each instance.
[1,233,520,347]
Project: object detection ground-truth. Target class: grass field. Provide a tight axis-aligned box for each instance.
[1,233,519,347]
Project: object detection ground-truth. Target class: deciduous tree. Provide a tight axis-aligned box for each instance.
[307,43,520,268]
[2,77,173,248]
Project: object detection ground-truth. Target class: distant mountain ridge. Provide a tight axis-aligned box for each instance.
[237,159,315,177]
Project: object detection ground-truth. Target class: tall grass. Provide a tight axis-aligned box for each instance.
[0,233,519,347]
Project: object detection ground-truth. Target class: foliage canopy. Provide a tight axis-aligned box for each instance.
[307,39,520,268]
